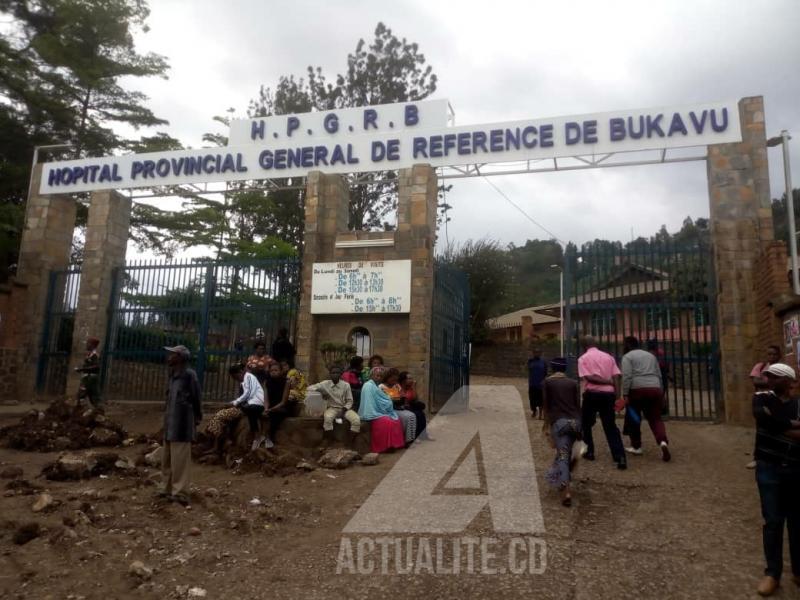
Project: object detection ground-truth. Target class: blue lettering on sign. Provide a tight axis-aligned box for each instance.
[565,122,581,145]
[156,159,170,177]
[202,155,215,174]
[221,153,236,172]
[628,116,645,139]
[710,108,728,132]
[668,113,688,136]
[143,160,156,178]
[689,110,707,133]
[274,149,287,169]
[646,114,664,138]
[443,134,457,155]
[386,139,400,160]
[413,137,428,158]
[259,150,273,169]
[324,113,339,134]
[363,109,378,130]
[583,120,598,143]
[429,135,443,158]
[331,145,346,165]
[490,129,503,152]
[609,117,626,141]
[521,126,537,148]
[346,143,359,164]
[540,124,554,147]
[314,146,328,165]
[301,146,314,168]
[251,120,265,140]
[287,116,300,137]
[473,131,488,153]
[371,141,386,161]
[405,104,419,126]
[457,132,471,155]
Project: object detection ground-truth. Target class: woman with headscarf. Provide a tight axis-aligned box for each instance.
[542,357,583,507]
[358,366,405,453]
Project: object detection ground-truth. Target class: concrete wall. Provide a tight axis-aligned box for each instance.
[296,165,438,401]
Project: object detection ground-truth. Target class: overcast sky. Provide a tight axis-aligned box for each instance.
[125,0,800,252]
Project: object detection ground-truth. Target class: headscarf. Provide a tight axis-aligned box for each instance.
[358,379,398,421]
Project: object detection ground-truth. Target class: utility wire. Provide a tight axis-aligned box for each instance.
[481,176,566,247]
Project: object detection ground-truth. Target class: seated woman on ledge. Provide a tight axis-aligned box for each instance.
[380,368,417,445]
[399,371,431,441]
[358,367,405,453]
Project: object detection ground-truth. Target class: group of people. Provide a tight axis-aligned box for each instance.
[310,354,431,454]
[530,335,671,507]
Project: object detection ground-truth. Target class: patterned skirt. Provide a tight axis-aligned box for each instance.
[205,407,242,438]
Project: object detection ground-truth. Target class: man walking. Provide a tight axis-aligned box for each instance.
[527,347,547,419]
[752,363,800,596]
[621,336,670,461]
[577,336,626,469]
[160,345,202,505]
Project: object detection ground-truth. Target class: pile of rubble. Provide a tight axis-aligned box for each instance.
[0,400,128,452]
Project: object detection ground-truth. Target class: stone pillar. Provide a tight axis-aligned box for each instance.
[707,96,773,424]
[15,164,77,395]
[295,172,350,378]
[397,165,437,405]
[66,189,131,396]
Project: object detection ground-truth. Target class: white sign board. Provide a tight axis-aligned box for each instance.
[228,99,450,145]
[310,260,411,314]
[40,99,742,194]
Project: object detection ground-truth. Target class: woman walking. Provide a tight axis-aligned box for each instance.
[542,357,582,507]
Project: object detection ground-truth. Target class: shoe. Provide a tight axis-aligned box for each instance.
[616,457,628,470]
[251,436,265,451]
[262,437,274,449]
[660,441,671,462]
[625,447,643,456]
[582,446,595,461]
[746,460,757,469]
[757,576,779,596]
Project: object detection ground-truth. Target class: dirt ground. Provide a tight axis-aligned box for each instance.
[0,376,792,599]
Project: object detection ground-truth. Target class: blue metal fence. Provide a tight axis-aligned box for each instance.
[429,264,471,413]
[36,267,81,395]
[102,258,301,402]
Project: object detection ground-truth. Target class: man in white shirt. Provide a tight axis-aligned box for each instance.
[308,365,361,447]
[229,363,267,450]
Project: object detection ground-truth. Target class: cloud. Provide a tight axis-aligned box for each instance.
[123,0,800,251]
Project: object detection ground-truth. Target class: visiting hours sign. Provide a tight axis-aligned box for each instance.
[310,260,412,315]
[39,98,742,194]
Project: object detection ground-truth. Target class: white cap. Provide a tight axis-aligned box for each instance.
[763,363,796,380]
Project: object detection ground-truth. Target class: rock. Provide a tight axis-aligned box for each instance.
[188,588,207,598]
[13,522,41,545]
[128,560,153,580]
[360,453,379,466]
[32,493,55,513]
[144,446,162,468]
[42,453,96,481]
[318,448,360,469]
[0,466,23,479]
[203,487,219,498]
[188,527,201,536]
[296,460,316,471]
[89,428,121,447]
[52,436,72,451]
[122,438,136,447]
[114,458,137,472]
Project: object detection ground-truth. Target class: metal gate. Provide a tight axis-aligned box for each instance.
[36,267,81,395]
[429,264,471,413]
[102,258,301,402]
[564,237,720,420]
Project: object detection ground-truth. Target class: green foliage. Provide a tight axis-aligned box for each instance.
[501,239,563,312]
[771,188,800,246]
[438,238,512,341]
[0,0,175,279]
[114,325,196,364]
[320,342,357,369]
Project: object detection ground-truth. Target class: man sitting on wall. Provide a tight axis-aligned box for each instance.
[307,365,361,448]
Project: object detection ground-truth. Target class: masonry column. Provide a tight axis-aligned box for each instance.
[15,164,77,395]
[397,164,438,405]
[707,96,773,424]
[295,172,350,379]
[66,189,131,397]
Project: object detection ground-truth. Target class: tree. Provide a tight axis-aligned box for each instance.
[437,238,512,341]
[133,23,440,260]
[0,0,175,279]
[771,188,800,246]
